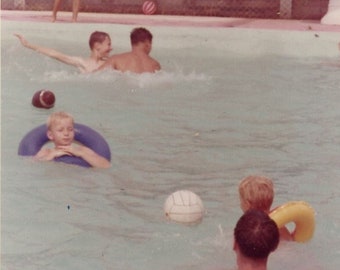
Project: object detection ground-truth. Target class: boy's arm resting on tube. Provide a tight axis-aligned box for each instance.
[57,145,111,169]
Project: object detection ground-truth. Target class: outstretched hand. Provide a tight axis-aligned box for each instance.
[14,33,29,47]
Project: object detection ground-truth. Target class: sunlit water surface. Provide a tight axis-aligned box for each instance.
[2,20,340,270]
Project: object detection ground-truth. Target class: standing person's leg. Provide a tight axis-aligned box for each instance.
[72,0,80,22]
[52,0,63,22]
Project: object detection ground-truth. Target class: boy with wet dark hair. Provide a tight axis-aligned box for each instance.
[234,209,279,270]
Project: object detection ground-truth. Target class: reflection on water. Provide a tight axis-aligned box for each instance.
[2,20,340,270]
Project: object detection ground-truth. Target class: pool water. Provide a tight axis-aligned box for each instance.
[2,20,340,270]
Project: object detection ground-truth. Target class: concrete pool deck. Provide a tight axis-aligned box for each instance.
[1,10,340,32]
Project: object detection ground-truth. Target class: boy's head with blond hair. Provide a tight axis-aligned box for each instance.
[46,111,75,147]
[47,111,74,130]
[238,175,274,213]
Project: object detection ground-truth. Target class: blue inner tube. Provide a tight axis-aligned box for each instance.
[18,123,111,168]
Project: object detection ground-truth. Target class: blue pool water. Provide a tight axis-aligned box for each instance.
[1,19,340,270]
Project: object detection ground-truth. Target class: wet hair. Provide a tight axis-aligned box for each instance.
[239,175,274,212]
[47,111,74,130]
[89,31,110,49]
[130,27,153,45]
[234,209,279,260]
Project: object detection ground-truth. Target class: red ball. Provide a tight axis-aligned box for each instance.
[142,1,157,15]
[32,90,55,109]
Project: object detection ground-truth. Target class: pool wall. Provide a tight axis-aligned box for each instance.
[2,0,329,19]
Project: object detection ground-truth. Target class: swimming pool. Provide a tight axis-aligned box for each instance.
[2,18,340,270]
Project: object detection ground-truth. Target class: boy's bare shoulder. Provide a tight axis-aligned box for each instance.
[108,52,132,60]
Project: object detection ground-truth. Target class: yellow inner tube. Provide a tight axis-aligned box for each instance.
[269,201,315,243]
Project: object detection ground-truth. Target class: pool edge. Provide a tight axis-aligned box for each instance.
[1,10,340,32]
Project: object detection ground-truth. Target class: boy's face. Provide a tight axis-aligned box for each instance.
[96,36,112,58]
[47,118,75,146]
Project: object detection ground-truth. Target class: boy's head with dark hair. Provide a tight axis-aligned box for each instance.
[89,31,110,50]
[130,27,153,45]
[234,209,279,267]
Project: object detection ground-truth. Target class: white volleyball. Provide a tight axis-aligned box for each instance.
[164,190,204,224]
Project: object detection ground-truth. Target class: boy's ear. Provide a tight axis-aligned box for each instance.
[245,200,251,209]
[47,130,54,140]
[241,199,251,212]
[93,42,100,51]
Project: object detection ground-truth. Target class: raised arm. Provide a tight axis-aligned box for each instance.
[14,34,86,70]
